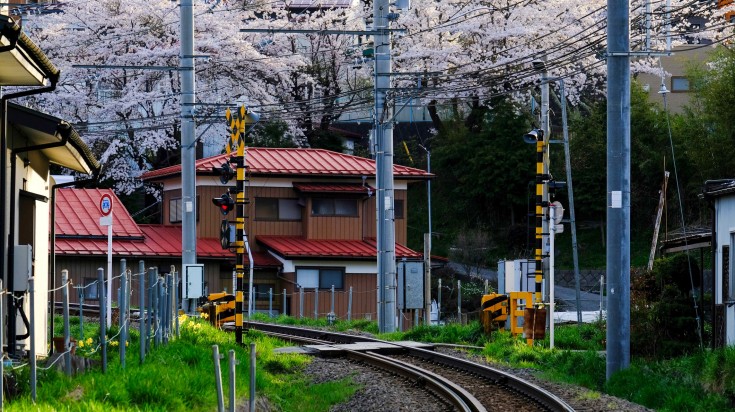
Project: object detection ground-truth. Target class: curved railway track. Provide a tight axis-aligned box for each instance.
[244,321,574,412]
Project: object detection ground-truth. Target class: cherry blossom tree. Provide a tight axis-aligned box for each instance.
[15,0,717,194]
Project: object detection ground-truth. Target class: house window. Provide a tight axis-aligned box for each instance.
[671,77,690,92]
[82,277,101,301]
[169,196,200,223]
[394,199,404,219]
[311,198,358,217]
[255,198,301,220]
[246,283,276,301]
[296,267,345,289]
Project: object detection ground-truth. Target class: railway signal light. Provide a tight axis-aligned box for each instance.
[523,128,544,144]
[213,162,235,185]
[212,192,235,215]
[220,219,232,249]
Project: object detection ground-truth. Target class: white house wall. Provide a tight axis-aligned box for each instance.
[715,195,735,346]
[13,153,51,357]
[268,250,378,275]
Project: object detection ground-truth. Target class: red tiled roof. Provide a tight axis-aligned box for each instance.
[55,189,280,266]
[293,182,373,194]
[55,188,143,238]
[140,148,431,181]
[55,225,280,266]
[257,235,422,260]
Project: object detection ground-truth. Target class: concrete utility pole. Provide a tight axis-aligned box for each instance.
[374,0,397,333]
[180,0,197,312]
[606,0,631,379]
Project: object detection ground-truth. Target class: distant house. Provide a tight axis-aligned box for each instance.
[0,14,99,357]
[140,147,431,321]
[701,180,735,348]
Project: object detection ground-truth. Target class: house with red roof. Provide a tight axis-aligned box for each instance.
[140,147,431,320]
[53,188,281,308]
[0,14,100,358]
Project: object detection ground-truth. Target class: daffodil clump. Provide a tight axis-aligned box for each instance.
[179,312,227,345]
[75,337,96,356]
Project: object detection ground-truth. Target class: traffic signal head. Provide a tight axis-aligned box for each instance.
[213,162,235,185]
[212,192,235,215]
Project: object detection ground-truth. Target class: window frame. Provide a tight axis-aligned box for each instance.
[254,197,302,221]
[295,267,345,290]
[670,76,690,93]
[394,199,404,219]
[245,283,276,301]
[311,197,358,217]
[169,195,200,223]
[82,277,101,301]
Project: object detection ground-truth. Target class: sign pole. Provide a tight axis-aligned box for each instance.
[99,194,113,327]
[107,210,112,326]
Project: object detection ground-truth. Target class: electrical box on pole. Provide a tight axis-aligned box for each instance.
[397,260,424,310]
[182,264,204,299]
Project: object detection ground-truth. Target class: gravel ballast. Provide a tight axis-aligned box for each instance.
[303,349,653,412]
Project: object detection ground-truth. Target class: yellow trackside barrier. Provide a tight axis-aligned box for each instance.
[508,292,534,337]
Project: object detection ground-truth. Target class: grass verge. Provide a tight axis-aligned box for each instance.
[5,315,359,411]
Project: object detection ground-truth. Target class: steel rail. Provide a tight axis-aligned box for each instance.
[244,321,575,412]
[255,329,484,412]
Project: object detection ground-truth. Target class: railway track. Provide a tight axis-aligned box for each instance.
[244,321,575,412]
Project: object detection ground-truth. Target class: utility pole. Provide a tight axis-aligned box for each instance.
[607,0,631,379]
[374,0,396,333]
[180,0,197,312]
[419,145,431,325]
[559,79,583,327]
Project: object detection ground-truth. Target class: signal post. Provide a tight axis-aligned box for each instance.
[214,105,256,345]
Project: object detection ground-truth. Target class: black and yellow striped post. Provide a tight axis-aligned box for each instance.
[232,105,258,345]
[534,129,545,307]
[234,106,246,344]
[524,128,548,346]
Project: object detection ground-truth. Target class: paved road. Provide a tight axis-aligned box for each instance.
[447,262,604,313]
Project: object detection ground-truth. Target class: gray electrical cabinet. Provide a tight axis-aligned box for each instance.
[13,245,32,292]
[182,264,204,299]
[397,260,424,310]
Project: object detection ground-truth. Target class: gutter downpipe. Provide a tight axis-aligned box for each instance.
[2,76,59,356]
[8,118,68,355]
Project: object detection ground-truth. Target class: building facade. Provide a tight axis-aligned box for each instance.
[141,147,431,321]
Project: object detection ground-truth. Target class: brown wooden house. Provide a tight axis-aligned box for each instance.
[140,148,432,320]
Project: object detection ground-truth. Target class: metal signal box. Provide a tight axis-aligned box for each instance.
[397,260,424,310]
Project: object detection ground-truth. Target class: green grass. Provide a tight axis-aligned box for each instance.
[378,320,734,411]
[6,315,360,411]
[32,315,735,411]
[476,325,733,412]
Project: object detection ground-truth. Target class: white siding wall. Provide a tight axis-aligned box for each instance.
[715,196,735,346]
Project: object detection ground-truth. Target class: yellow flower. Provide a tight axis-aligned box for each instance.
[201,312,209,319]
[110,340,119,347]
[125,341,129,347]
[78,340,85,348]
[86,337,93,345]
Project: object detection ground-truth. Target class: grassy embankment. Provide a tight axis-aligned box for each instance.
[7,314,734,411]
[4,315,360,411]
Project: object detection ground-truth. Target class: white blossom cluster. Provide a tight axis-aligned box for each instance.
[12,0,725,194]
